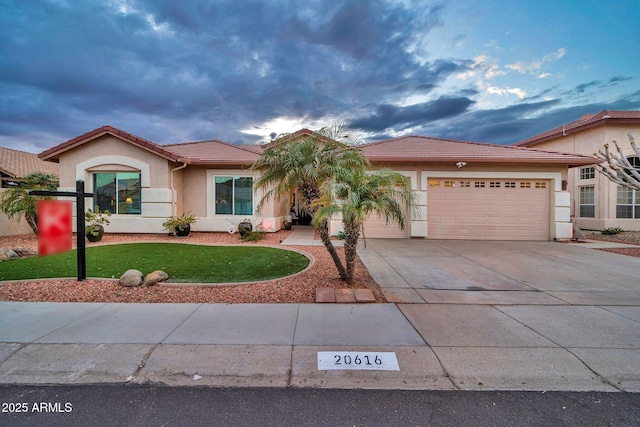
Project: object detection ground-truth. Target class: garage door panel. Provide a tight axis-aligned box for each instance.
[428,179,550,241]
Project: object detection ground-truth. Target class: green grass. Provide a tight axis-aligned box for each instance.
[0,243,310,283]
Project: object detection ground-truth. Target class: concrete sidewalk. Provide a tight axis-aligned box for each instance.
[0,298,637,391]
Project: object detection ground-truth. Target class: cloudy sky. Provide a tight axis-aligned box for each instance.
[1,0,639,153]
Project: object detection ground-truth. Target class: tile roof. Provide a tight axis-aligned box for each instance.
[362,135,599,166]
[515,110,640,147]
[0,146,59,179]
[39,126,184,162]
[37,125,599,168]
[164,139,259,165]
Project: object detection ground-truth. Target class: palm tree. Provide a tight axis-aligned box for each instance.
[314,168,416,285]
[252,125,366,280]
[0,173,59,236]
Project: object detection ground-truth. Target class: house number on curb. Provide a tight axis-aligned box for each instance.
[317,352,399,371]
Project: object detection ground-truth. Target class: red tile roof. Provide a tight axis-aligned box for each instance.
[164,139,259,165]
[515,110,640,147]
[37,125,599,168]
[0,146,59,179]
[362,135,599,166]
[39,126,184,162]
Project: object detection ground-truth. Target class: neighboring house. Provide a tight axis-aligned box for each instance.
[38,125,597,241]
[0,147,60,236]
[514,110,640,231]
[1,146,59,188]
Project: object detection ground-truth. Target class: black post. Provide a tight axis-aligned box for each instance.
[76,180,87,281]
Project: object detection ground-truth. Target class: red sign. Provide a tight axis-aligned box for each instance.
[38,200,72,256]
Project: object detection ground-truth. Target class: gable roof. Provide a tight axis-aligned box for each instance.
[0,146,59,180]
[259,128,335,150]
[362,135,599,167]
[515,110,640,147]
[39,126,184,162]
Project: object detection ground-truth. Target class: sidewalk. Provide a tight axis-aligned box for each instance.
[0,229,638,392]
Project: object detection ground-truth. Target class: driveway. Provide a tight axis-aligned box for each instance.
[357,239,640,305]
[357,239,640,391]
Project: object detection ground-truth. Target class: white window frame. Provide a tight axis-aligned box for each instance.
[579,186,595,218]
[579,166,595,180]
[616,185,639,219]
[206,170,255,217]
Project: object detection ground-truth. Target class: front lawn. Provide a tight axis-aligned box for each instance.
[0,243,310,283]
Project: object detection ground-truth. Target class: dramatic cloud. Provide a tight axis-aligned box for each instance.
[0,1,638,151]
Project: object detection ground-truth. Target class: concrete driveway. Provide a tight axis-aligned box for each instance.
[357,239,640,391]
[358,239,640,306]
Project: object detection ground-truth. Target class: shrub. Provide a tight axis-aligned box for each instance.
[336,230,346,240]
[241,230,267,242]
[602,227,624,235]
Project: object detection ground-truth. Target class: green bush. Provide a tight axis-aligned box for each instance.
[241,230,267,242]
[602,227,624,235]
[336,231,346,240]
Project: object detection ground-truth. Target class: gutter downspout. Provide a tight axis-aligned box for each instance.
[170,162,188,216]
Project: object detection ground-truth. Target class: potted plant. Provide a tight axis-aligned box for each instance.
[163,212,197,237]
[238,218,253,236]
[282,215,292,230]
[85,206,111,242]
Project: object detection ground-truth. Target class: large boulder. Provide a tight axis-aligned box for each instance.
[0,249,19,262]
[119,269,144,287]
[143,270,169,286]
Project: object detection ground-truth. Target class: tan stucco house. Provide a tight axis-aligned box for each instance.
[515,110,640,231]
[38,125,597,241]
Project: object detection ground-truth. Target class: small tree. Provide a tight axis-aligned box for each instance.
[595,132,640,190]
[314,168,416,285]
[252,124,367,281]
[0,173,59,236]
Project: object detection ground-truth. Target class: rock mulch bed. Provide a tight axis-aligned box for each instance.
[583,230,640,258]
[0,232,385,304]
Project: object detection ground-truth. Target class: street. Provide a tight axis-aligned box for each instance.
[1,385,638,426]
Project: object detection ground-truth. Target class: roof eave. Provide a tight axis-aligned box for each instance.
[39,127,182,163]
[516,117,640,147]
[367,156,602,166]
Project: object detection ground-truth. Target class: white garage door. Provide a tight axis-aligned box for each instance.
[427,179,550,240]
[362,212,408,239]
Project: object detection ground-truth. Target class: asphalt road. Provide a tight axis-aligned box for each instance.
[0,386,638,426]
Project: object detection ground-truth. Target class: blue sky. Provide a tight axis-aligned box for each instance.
[1,0,638,153]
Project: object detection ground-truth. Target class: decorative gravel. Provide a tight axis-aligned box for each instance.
[583,230,640,258]
[0,232,385,304]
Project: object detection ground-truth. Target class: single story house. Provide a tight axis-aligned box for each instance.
[515,110,640,231]
[1,147,60,236]
[38,125,598,241]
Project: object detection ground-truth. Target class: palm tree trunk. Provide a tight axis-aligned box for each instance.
[315,219,347,281]
[25,213,39,236]
[343,222,360,286]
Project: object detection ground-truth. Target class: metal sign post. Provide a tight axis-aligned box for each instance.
[30,180,93,281]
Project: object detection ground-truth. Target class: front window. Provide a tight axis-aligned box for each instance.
[94,172,141,215]
[616,185,640,218]
[215,176,253,215]
[579,186,595,218]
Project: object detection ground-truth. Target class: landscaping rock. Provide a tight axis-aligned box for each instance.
[119,269,144,287]
[0,249,19,261]
[13,247,37,258]
[143,270,169,286]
